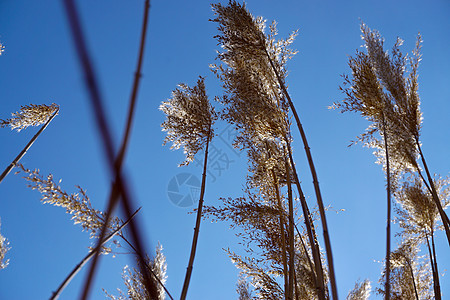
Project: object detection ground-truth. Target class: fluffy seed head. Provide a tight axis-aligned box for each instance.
[0,103,59,132]
[160,77,216,166]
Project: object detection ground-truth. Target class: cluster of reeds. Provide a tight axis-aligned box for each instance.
[1,1,448,299]
[332,22,449,299]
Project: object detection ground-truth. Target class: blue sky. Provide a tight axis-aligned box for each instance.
[1,0,449,299]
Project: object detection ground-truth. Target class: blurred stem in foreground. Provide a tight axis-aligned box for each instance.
[62,0,156,297]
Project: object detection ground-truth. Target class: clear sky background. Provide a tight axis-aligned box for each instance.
[0,0,449,299]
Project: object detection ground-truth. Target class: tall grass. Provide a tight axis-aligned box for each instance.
[1,1,448,299]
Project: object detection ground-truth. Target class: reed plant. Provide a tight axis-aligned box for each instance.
[160,76,216,300]
[209,1,337,298]
[333,22,450,299]
[0,103,59,184]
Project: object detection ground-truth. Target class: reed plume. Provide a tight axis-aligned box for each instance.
[377,240,433,300]
[236,272,253,300]
[104,243,167,300]
[0,219,10,270]
[346,279,371,300]
[160,77,216,166]
[17,164,121,253]
[395,175,450,299]
[202,185,329,299]
[0,103,59,131]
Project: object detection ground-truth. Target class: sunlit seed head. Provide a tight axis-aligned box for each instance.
[0,103,59,132]
[160,76,216,167]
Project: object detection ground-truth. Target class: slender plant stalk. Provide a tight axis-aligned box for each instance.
[431,232,441,300]
[270,168,289,298]
[295,223,316,285]
[404,258,419,300]
[0,108,59,184]
[180,129,211,300]
[50,208,141,300]
[381,117,392,300]
[417,168,432,196]
[285,141,326,300]
[285,156,295,300]
[416,140,450,246]
[264,48,338,300]
[62,0,157,298]
[293,271,300,300]
[119,235,175,300]
[425,234,440,299]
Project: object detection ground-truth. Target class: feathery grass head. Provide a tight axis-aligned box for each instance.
[294,230,329,299]
[0,219,10,270]
[203,189,326,299]
[17,164,121,253]
[377,240,432,299]
[211,1,266,56]
[360,22,423,139]
[245,137,295,195]
[211,1,296,156]
[104,243,167,300]
[236,272,253,300]
[211,1,297,77]
[0,42,4,55]
[160,77,216,167]
[346,279,371,300]
[228,249,284,300]
[0,103,59,132]
[332,23,422,174]
[396,175,450,237]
